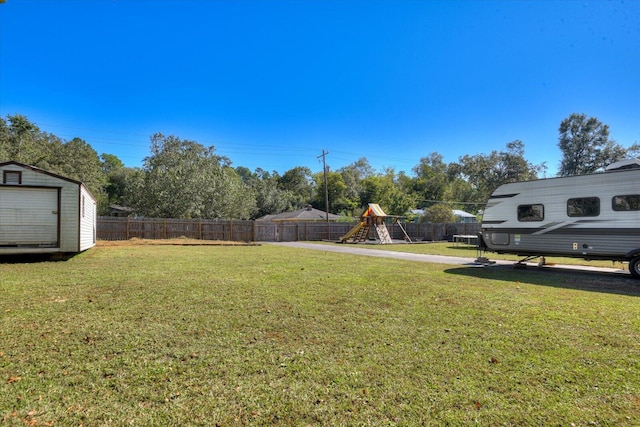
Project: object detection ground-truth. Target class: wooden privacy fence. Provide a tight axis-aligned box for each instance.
[97,217,481,243]
[97,217,255,241]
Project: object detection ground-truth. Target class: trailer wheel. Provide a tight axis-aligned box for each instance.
[629,257,640,279]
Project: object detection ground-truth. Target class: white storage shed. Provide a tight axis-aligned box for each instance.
[0,161,97,255]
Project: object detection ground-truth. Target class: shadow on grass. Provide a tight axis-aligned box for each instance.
[0,253,77,264]
[445,263,640,297]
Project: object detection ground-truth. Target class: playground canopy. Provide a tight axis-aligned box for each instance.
[362,203,387,218]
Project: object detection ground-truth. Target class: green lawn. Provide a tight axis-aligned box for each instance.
[1,243,639,426]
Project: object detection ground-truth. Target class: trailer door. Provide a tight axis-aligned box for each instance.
[0,187,59,247]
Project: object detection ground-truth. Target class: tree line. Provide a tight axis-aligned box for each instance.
[1,113,637,221]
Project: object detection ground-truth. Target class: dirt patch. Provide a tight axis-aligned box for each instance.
[97,238,260,247]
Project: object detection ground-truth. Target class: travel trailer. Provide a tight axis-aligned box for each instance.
[478,159,640,278]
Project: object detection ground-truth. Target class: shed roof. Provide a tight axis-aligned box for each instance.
[0,161,96,201]
[0,161,84,186]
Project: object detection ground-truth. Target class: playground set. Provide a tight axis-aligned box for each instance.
[340,203,410,244]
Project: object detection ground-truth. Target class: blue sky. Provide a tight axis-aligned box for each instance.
[1,0,638,176]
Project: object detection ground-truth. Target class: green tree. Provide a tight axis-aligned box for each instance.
[441,173,479,213]
[236,168,293,219]
[459,140,543,202]
[626,143,640,159]
[101,153,124,175]
[101,153,139,214]
[359,169,418,216]
[0,115,68,171]
[0,115,108,206]
[558,113,626,176]
[338,158,375,209]
[422,203,456,223]
[120,168,146,213]
[206,165,256,219]
[312,170,355,214]
[278,166,315,209]
[411,152,450,204]
[0,115,48,164]
[137,133,255,219]
[51,137,107,202]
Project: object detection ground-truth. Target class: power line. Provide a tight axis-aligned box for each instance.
[36,122,422,166]
[26,120,428,173]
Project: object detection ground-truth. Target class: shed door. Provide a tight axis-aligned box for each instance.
[0,187,59,247]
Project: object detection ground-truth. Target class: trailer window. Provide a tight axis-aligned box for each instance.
[567,197,600,217]
[517,204,544,221]
[612,195,640,211]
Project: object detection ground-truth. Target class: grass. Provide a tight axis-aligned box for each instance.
[1,242,639,426]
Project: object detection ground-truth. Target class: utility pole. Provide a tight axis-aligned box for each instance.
[317,150,329,222]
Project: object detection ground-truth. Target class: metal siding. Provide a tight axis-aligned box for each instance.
[0,187,59,246]
[58,184,81,252]
[482,169,640,259]
[79,186,97,251]
[0,163,95,254]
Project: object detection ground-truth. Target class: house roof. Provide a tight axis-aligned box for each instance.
[411,208,476,218]
[452,209,476,218]
[257,205,341,222]
[109,205,135,213]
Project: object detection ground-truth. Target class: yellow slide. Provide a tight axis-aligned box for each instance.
[340,221,366,242]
